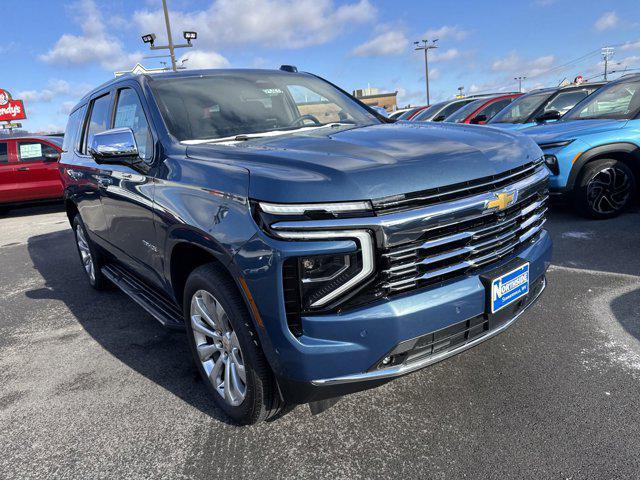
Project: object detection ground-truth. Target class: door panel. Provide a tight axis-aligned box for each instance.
[0,141,19,204]
[14,141,63,201]
[99,86,160,287]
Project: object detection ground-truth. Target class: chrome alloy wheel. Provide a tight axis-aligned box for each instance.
[75,225,95,283]
[190,290,247,407]
[587,166,632,215]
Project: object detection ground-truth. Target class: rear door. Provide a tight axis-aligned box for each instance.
[0,139,18,204]
[14,140,63,201]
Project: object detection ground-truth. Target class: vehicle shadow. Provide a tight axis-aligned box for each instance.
[1,201,65,218]
[25,229,238,426]
[610,287,640,343]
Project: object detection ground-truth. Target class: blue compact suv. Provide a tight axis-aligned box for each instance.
[523,74,640,218]
[488,82,606,131]
[60,68,551,424]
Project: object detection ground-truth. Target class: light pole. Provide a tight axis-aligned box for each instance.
[601,46,614,81]
[514,76,526,92]
[414,39,438,105]
[141,0,197,72]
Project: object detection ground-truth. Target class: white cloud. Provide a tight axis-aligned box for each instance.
[58,101,77,115]
[492,52,520,72]
[18,80,72,103]
[595,11,619,31]
[492,52,555,77]
[431,48,460,62]
[40,0,142,70]
[178,50,231,69]
[134,0,376,50]
[423,25,469,42]
[621,40,640,50]
[352,29,408,57]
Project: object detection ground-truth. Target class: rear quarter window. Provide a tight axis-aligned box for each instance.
[62,105,87,153]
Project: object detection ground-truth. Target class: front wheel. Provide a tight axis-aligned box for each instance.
[573,159,635,219]
[73,215,109,289]
[184,263,282,425]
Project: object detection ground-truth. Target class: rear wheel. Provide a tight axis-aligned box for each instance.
[183,263,282,425]
[573,159,635,219]
[73,215,109,289]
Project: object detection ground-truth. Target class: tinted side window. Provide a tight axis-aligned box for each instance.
[438,101,471,120]
[18,142,59,163]
[62,106,86,153]
[83,94,111,154]
[0,142,7,163]
[481,98,513,120]
[113,88,153,161]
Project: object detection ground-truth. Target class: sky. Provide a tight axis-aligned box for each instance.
[3,0,640,133]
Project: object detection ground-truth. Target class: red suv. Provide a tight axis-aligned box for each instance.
[0,135,64,213]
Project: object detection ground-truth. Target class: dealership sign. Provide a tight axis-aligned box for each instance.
[0,89,26,122]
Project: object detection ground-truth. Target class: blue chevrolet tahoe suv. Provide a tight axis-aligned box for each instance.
[60,68,552,424]
[522,74,640,218]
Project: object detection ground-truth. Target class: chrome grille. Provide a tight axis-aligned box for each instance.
[380,192,548,293]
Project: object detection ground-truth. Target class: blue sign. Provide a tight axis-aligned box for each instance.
[491,263,529,313]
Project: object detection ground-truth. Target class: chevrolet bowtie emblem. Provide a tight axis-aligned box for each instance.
[487,192,516,211]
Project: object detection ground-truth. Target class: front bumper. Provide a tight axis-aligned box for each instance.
[234,228,552,404]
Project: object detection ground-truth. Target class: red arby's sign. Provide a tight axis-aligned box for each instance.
[0,89,26,122]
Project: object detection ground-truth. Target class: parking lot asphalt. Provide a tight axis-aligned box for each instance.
[1,203,639,480]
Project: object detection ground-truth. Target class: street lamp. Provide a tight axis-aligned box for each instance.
[141,33,156,46]
[140,0,197,72]
[414,38,439,106]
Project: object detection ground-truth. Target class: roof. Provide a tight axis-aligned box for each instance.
[1,135,63,146]
[74,68,314,111]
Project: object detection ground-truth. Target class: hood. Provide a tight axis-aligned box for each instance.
[522,119,627,145]
[186,122,542,203]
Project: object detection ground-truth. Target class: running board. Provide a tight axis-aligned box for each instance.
[102,264,184,330]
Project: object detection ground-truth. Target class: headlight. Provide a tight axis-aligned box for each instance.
[538,139,574,150]
[277,230,375,309]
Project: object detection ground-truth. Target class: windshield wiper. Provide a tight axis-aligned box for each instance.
[182,123,358,145]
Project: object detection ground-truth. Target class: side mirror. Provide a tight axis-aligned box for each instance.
[433,115,446,122]
[469,114,487,125]
[535,110,561,124]
[89,128,139,165]
[43,152,61,162]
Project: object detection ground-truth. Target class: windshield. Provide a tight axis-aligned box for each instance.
[412,101,449,121]
[489,91,553,124]
[444,99,485,123]
[150,72,377,142]
[563,79,640,121]
[397,108,421,120]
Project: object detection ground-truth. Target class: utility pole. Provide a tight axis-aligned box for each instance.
[602,47,614,81]
[514,76,526,93]
[141,0,198,72]
[414,39,439,105]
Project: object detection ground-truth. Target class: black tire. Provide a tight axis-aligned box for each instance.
[183,263,282,425]
[573,159,635,219]
[72,214,109,290]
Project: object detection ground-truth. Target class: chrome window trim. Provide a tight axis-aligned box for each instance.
[275,229,375,308]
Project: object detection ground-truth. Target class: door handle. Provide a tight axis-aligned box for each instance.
[17,167,29,171]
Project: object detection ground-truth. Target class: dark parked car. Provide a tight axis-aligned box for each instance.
[60,68,552,424]
[488,82,607,130]
[0,135,63,213]
[412,97,479,122]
